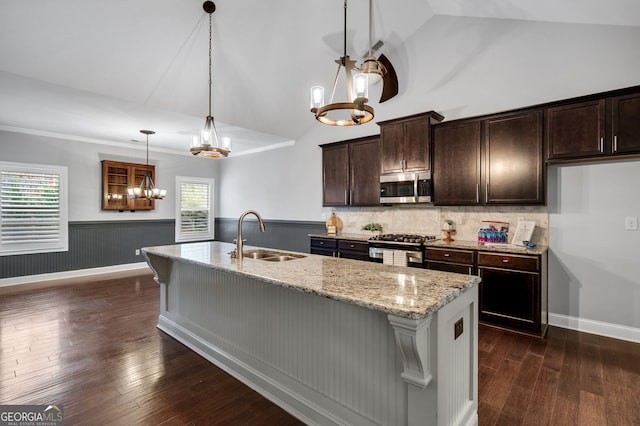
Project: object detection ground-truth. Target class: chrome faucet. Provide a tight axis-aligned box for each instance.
[234,210,266,259]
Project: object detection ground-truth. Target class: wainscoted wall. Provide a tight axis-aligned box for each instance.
[0,220,175,279]
[215,218,326,253]
[326,205,549,245]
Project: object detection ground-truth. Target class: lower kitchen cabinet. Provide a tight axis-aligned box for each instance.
[310,237,337,257]
[310,237,371,260]
[337,239,370,261]
[425,247,475,275]
[477,251,547,336]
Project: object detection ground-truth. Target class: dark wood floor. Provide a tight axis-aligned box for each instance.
[1,272,639,425]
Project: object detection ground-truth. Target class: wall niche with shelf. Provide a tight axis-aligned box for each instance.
[101,160,155,211]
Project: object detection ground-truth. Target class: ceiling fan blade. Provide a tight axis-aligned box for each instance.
[378,54,398,103]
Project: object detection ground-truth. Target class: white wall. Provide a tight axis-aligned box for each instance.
[548,161,640,335]
[0,130,219,221]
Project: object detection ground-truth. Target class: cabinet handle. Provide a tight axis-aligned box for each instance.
[600,137,604,153]
[476,184,480,204]
[349,190,352,205]
[319,241,324,245]
[468,266,472,275]
[350,244,355,248]
[502,258,509,263]
[444,253,450,257]
[486,183,489,203]
[614,135,618,152]
[344,190,348,204]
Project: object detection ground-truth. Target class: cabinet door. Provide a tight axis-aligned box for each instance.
[130,165,155,211]
[380,122,404,174]
[322,144,349,206]
[479,267,540,332]
[403,116,430,172]
[612,92,640,154]
[546,99,606,160]
[484,111,544,204]
[432,121,481,205]
[350,137,380,206]
[102,162,130,210]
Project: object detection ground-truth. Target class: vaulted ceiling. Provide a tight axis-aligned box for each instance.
[1,0,639,156]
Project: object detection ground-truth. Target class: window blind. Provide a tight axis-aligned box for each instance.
[178,180,212,241]
[0,163,68,256]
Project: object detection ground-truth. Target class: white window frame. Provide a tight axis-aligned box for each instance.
[0,161,69,256]
[175,176,215,243]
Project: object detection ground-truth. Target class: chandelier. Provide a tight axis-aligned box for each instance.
[128,130,167,200]
[309,0,374,126]
[190,1,231,158]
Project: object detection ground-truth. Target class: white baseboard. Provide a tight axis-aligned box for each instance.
[0,262,151,288]
[549,313,640,343]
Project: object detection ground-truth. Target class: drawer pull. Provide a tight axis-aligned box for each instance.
[444,253,450,257]
[502,258,509,263]
[319,241,324,245]
[350,244,355,248]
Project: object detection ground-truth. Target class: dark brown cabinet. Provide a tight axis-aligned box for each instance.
[477,251,547,336]
[546,90,640,161]
[101,160,155,211]
[378,111,443,175]
[432,110,544,206]
[546,99,606,160]
[310,237,370,261]
[432,121,482,205]
[425,247,475,275]
[310,237,337,257]
[321,136,380,207]
[484,110,544,204]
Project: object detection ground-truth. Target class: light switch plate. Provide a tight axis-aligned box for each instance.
[625,217,638,231]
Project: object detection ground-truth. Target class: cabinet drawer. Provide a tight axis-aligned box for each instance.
[425,261,474,275]
[477,252,539,271]
[425,247,474,265]
[310,238,338,249]
[338,240,369,253]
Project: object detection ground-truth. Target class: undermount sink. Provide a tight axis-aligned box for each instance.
[242,249,306,262]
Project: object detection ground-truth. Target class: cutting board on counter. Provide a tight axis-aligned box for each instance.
[325,213,343,235]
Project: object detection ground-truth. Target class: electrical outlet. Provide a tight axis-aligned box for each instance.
[625,217,638,231]
[454,318,464,340]
[135,249,141,256]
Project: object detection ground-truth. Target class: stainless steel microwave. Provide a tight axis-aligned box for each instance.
[380,172,432,204]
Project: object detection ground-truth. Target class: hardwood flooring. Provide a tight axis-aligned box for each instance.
[1,271,639,425]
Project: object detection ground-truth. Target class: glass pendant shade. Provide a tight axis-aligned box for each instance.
[310,86,325,110]
[353,73,369,99]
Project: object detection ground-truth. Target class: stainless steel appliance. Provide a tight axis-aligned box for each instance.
[380,172,432,204]
[368,234,438,268]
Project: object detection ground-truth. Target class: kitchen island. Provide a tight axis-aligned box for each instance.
[143,241,480,426]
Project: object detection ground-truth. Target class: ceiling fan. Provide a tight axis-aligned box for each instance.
[359,0,398,103]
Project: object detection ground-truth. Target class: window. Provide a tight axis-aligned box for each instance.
[175,176,214,242]
[0,161,68,256]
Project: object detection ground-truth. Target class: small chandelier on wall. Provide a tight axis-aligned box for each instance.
[190,1,232,158]
[128,130,167,200]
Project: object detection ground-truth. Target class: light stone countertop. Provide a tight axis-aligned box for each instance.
[426,239,548,256]
[308,233,372,241]
[142,241,480,320]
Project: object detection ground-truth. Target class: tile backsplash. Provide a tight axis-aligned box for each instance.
[325,205,548,245]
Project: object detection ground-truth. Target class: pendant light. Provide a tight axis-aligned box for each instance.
[190,1,231,158]
[309,0,374,126]
[128,130,167,200]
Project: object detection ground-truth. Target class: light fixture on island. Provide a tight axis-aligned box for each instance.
[128,130,167,200]
[310,0,374,126]
[190,1,231,158]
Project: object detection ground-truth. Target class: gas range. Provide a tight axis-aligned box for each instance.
[368,234,438,267]
[368,234,438,246]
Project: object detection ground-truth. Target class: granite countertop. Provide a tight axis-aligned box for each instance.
[308,233,372,241]
[142,241,480,320]
[426,239,548,256]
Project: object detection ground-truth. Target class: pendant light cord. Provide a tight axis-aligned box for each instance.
[342,0,347,61]
[208,11,213,117]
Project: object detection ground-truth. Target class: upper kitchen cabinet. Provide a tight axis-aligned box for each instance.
[433,120,482,205]
[102,160,155,211]
[321,136,380,207]
[378,111,444,174]
[545,99,606,160]
[484,110,544,204]
[546,88,640,162]
[432,110,545,206]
